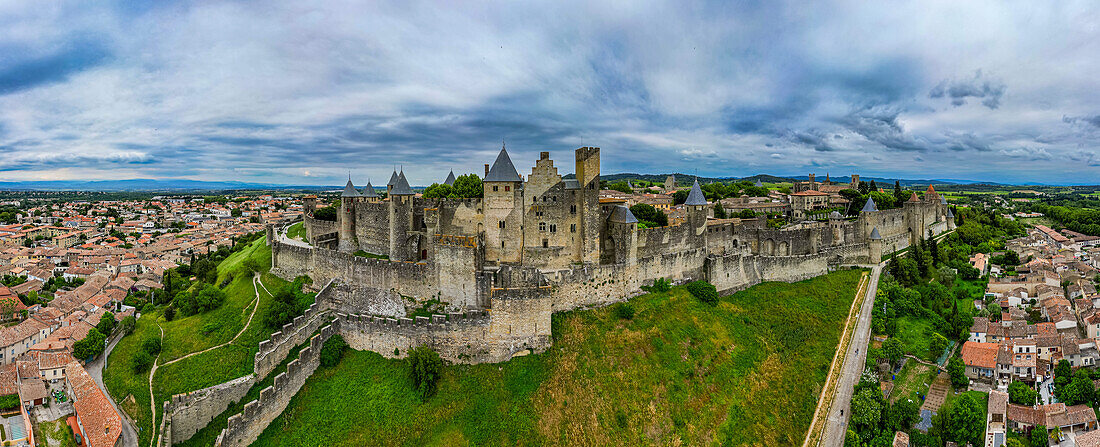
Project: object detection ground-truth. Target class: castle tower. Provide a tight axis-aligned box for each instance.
[575,147,601,264]
[850,174,860,190]
[388,170,415,261]
[361,180,380,203]
[947,207,956,230]
[338,179,361,252]
[857,197,878,242]
[808,173,817,191]
[302,195,317,215]
[664,175,675,191]
[903,192,923,247]
[684,179,709,239]
[868,227,883,264]
[829,210,844,246]
[484,145,524,264]
[607,205,638,265]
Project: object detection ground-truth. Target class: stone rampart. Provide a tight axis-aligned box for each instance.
[337,287,550,363]
[303,213,337,244]
[215,322,340,447]
[159,375,255,445]
[255,297,331,379]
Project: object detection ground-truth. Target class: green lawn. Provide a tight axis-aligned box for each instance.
[895,316,934,360]
[890,360,936,403]
[286,222,305,241]
[103,310,160,447]
[250,269,865,447]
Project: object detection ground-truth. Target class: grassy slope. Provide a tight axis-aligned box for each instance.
[104,236,287,446]
[286,222,305,241]
[252,269,864,447]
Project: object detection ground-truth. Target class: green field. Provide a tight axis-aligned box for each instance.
[250,269,865,447]
[104,236,298,447]
[286,221,305,241]
[894,316,934,360]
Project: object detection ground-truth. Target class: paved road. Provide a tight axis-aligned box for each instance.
[87,332,140,447]
[820,265,883,447]
[278,222,311,248]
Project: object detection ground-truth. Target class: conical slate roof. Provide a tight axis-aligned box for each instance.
[684,179,708,206]
[608,205,639,224]
[387,170,399,187]
[754,179,764,187]
[861,197,878,212]
[390,171,414,195]
[870,227,882,240]
[947,208,954,218]
[361,180,379,198]
[341,179,361,197]
[940,195,948,205]
[444,170,456,186]
[485,147,522,182]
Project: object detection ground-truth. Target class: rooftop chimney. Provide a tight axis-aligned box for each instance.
[484,164,490,177]
[540,151,549,160]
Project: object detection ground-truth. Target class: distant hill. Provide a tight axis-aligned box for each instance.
[0,179,326,192]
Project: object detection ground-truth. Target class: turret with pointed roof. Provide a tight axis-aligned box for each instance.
[684,179,708,206]
[387,169,400,195]
[444,170,457,186]
[861,197,878,213]
[341,179,361,198]
[361,180,379,199]
[907,192,921,203]
[485,146,522,183]
[390,171,414,196]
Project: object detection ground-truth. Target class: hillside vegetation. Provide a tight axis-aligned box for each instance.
[252,269,865,447]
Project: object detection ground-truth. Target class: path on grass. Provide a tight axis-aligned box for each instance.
[148,273,264,447]
[279,222,311,248]
[819,264,883,447]
[88,332,140,447]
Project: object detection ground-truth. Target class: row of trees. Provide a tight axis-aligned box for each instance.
[421,174,483,199]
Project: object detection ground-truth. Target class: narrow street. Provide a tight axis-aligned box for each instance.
[86,332,140,447]
[820,264,883,447]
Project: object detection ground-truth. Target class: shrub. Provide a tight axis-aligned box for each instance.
[141,303,155,314]
[142,337,162,356]
[408,346,443,399]
[97,311,116,335]
[176,284,227,316]
[201,322,222,335]
[132,350,153,373]
[641,277,671,294]
[0,394,18,410]
[119,315,136,336]
[163,306,176,322]
[613,303,635,320]
[319,335,348,367]
[686,281,719,305]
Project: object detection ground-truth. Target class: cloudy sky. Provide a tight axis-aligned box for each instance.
[1,1,1098,185]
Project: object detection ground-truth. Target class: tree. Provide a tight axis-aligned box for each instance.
[947,393,983,447]
[408,346,443,399]
[1008,381,1038,406]
[607,181,633,194]
[176,284,227,316]
[421,183,454,199]
[882,338,904,365]
[672,190,689,205]
[163,305,176,322]
[737,209,756,219]
[142,337,162,356]
[97,311,116,335]
[713,203,727,219]
[1050,426,1063,444]
[1055,360,1072,388]
[132,350,153,372]
[929,333,949,360]
[319,334,348,367]
[312,205,338,221]
[947,356,967,389]
[450,174,483,198]
[1030,425,1047,447]
[73,329,107,360]
[1004,438,1025,447]
[119,315,136,336]
[888,398,920,432]
[850,387,883,432]
[629,203,668,227]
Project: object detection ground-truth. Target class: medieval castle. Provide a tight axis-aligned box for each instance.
[158,146,956,447]
[271,146,954,362]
